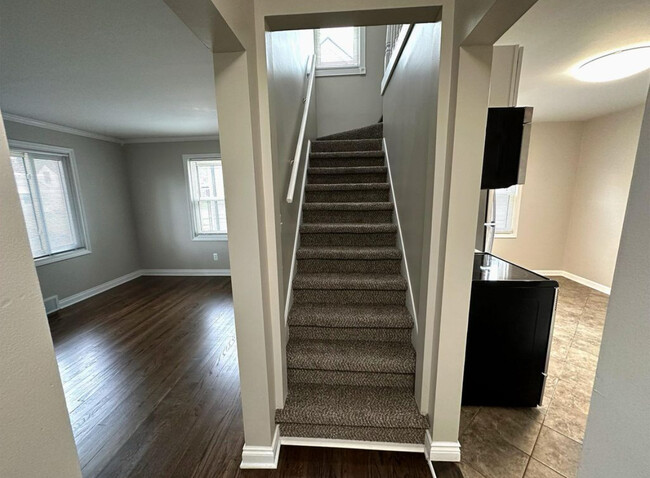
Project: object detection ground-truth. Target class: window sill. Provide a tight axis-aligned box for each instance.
[192,234,228,242]
[495,233,518,239]
[316,66,366,77]
[35,248,91,267]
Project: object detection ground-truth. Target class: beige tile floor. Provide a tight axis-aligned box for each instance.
[453,277,608,478]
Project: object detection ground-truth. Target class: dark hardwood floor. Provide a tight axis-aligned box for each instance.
[50,276,438,477]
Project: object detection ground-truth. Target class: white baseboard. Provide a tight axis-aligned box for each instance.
[57,270,143,309]
[425,431,461,462]
[241,425,281,469]
[53,268,231,311]
[140,268,231,276]
[383,138,418,334]
[280,436,425,453]
[534,270,610,295]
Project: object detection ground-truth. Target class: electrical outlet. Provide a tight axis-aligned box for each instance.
[213,253,219,261]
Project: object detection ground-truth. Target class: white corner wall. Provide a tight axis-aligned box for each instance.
[494,105,645,288]
[493,121,583,269]
[563,105,644,287]
[0,112,81,477]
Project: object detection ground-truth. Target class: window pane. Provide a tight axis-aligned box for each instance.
[32,156,79,253]
[494,186,518,234]
[10,155,46,257]
[316,27,360,68]
[188,158,227,235]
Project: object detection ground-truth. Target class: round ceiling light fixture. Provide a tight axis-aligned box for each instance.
[573,45,650,82]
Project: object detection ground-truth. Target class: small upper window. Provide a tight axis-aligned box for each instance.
[494,185,522,237]
[9,142,90,265]
[185,154,227,241]
[314,27,366,77]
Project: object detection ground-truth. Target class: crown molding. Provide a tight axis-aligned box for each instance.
[2,113,220,145]
[2,113,123,144]
[122,134,219,144]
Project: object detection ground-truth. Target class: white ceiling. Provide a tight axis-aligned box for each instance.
[498,0,650,122]
[0,0,218,140]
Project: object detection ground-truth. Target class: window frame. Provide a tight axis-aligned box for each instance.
[9,140,91,266]
[494,185,523,239]
[183,153,228,242]
[314,26,367,77]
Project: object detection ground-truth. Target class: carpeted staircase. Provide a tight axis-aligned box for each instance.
[275,123,429,444]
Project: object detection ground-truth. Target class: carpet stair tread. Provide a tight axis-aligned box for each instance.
[275,384,427,429]
[293,273,407,291]
[286,339,416,374]
[297,246,401,260]
[308,166,387,175]
[311,138,382,153]
[288,304,412,328]
[302,202,393,211]
[317,124,383,141]
[305,183,390,191]
[300,223,396,234]
[309,151,385,159]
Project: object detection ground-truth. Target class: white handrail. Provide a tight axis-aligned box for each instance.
[286,54,316,204]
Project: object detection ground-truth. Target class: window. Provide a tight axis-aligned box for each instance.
[9,141,90,265]
[494,185,522,237]
[184,154,227,241]
[314,27,366,76]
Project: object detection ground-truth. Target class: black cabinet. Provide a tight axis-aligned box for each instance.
[462,253,558,407]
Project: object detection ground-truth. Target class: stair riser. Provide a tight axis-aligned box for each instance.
[279,424,425,444]
[289,326,411,342]
[297,258,401,274]
[300,233,396,247]
[287,369,414,389]
[309,157,384,168]
[293,289,405,305]
[311,139,382,152]
[305,189,389,203]
[303,210,392,224]
[308,173,387,184]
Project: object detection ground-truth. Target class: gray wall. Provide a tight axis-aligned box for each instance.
[315,25,386,137]
[4,121,141,300]
[265,29,315,307]
[579,91,650,477]
[123,140,230,270]
[383,23,441,325]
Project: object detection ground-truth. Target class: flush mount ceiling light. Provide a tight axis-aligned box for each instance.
[573,45,650,82]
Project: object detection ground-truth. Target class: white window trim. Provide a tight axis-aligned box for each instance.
[183,153,228,242]
[315,27,366,77]
[9,140,92,266]
[495,185,523,239]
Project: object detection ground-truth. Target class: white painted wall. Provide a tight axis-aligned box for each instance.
[494,105,644,288]
[0,112,81,477]
[3,120,141,301]
[123,140,231,271]
[315,25,386,137]
[578,89,650,478]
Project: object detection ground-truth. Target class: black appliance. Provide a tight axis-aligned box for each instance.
[462,253,558,407]
[481,106,533,190]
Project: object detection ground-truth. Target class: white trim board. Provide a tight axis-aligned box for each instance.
[241,425,281,469]
[50,268,232,311]
[2,112,220,145]
[425,431,461,462]
[57,270,143,310]
[140,269,231,277]
[383,138,418,334]
[534,270,611,295]
[3,113,122,143]
[280,436,425,454]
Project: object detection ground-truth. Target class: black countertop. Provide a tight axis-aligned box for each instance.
[473,253,558,288]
